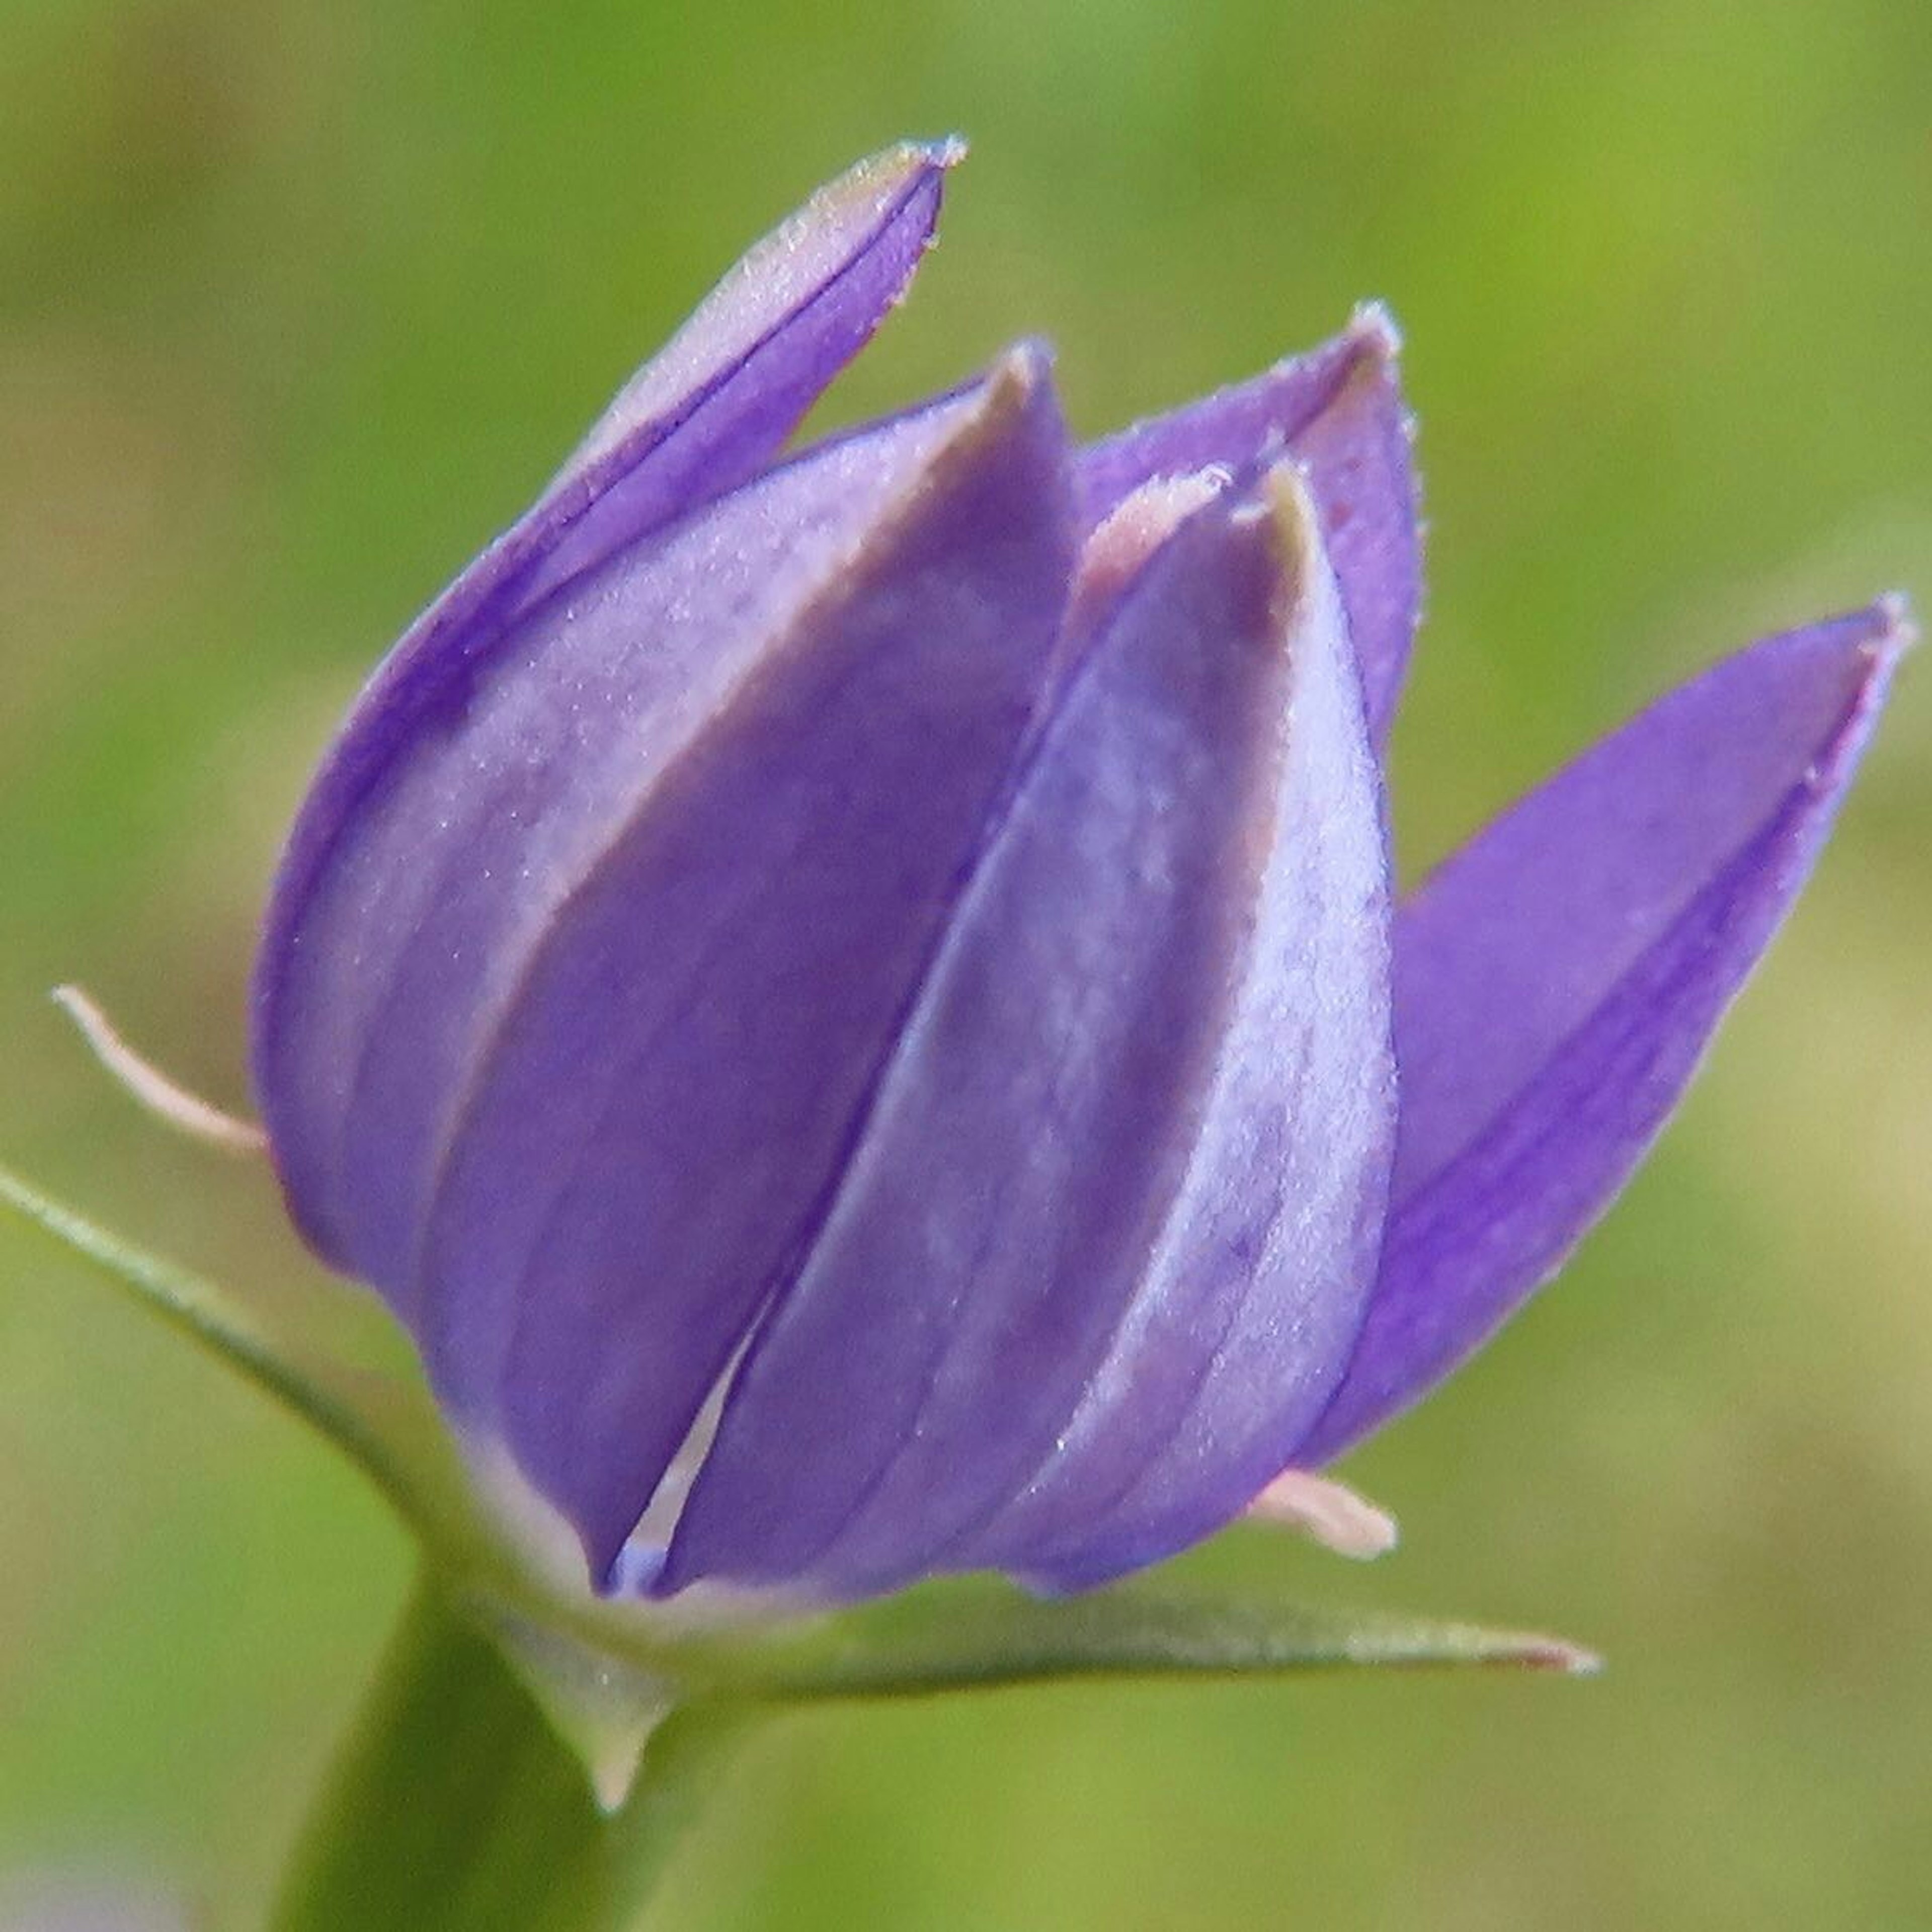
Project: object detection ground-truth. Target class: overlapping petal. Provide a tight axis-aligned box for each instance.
[248,139,1906,1609]
[1077,307,1419,746]
[1297,600,1910,1466]
[981,475,1396,1592]
[261,350,1076,1575]
[256,140,956,1262]
[661,469,1393,1599]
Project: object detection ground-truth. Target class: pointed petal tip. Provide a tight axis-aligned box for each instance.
[973,340,1064,441]
[908,133,969,170]
[1255,457,1322,587]
[838,137,964,194]
[1261,302,1401,383]
[1339,305,1417,452]
[1870,590,1917,658]
[814,142,961,250]
[1806,592,1913,741]
[850,139,964,218]
[989,335,1056,392]
[1347,299,1403,361]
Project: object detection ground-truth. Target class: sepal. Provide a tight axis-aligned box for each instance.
[1,1161,1595,1812]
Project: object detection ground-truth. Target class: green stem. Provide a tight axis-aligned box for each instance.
[271,1577,756,1932]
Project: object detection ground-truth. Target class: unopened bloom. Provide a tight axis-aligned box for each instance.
[251,143,1906,1604]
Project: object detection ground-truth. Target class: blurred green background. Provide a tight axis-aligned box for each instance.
[2,0,1928,1925]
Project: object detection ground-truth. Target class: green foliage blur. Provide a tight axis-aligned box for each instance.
[1,1,1927,1925]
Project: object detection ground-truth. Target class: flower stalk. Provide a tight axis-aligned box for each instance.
[272,1578,760,1932]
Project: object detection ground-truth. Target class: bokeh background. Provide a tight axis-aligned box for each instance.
[2,1,1929,1925]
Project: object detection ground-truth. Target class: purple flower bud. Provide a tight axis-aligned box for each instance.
[251,143,1909,1602]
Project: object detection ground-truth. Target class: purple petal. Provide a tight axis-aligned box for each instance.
[255,141,957,1205]
[1078,306,1419,746]
[528,138,963,607]
[662,468,1395,1600]
[435,358,1072,1578]
[261,371,992,1286]
[1298,599,1912,1467]
[260,351,1076,1579]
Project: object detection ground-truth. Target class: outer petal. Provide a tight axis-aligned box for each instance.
[261,352,1077,1579]
[663,468,1395,1600]
[255,141,956,1174]
[263,374,1007,1284]
[1078,307,1419,746]
[1298,599,1911,1466]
